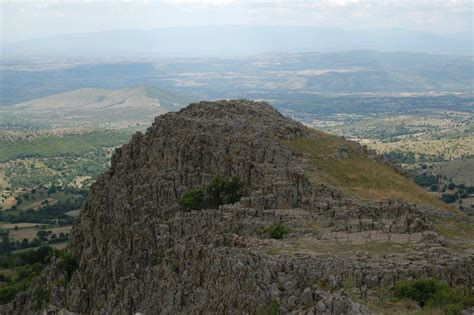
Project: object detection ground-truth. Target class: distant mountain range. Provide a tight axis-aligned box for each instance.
[1,50,472,107]
[2,26,472,57]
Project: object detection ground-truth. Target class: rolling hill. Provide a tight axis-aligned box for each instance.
[0,86,192,129]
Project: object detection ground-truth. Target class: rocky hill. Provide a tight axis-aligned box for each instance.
[2,100,472,314]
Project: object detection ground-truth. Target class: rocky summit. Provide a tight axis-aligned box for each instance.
[3,100,473,314]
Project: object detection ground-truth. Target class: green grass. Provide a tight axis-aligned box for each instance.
[286,130,454,211]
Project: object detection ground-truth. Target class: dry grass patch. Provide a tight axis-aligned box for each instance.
[285,130,454,211]
[303,242,409,255]
[1,197,17,210]
[265,240,411,257]
[24,198,57,211]
[9,226,72,241]
[52,242,68,250]
[65,209,81,217]
[0,268,18,280]
[0,223,43,230]
[436,221,474,240]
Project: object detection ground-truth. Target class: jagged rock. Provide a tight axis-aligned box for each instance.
[2,100,472,315]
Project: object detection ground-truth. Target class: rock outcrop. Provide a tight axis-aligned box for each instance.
[3,100,472,314]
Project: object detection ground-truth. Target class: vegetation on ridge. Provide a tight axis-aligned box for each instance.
[286,130,453,211]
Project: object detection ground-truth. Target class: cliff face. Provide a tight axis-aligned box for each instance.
[4,100,472,314]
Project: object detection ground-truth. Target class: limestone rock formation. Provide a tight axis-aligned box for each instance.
[2,100,472,314]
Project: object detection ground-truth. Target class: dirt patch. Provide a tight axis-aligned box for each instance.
[1,197,17,210]
[24,197,57,211]
[0,223,45,230]
[9,225,72,241]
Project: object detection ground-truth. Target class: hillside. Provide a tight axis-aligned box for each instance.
[287,131,450,210]
[1,100,472,314]
[0,86,190,129]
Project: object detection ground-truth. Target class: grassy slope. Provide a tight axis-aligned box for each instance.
[287,129,452,210]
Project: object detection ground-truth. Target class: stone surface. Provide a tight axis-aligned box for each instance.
[2,100,472,314]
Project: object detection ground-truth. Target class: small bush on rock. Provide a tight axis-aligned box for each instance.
[441,194,457,204]
[394,279,474,314]
[178,176,246,210]
[266,223,290,240]
[151,251,164,266]
[178,188,204,210]
[206,176,246,208]
[0,282,26,305]
[256,299,279,315]
[33,288,47,311]
[52,250,78,281]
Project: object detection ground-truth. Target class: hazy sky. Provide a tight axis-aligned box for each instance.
[1,0,473,43]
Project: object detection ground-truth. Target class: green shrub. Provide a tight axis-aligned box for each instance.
[256,299,279,315]
[0,282,24,305]
[33,288,47,311]
[443,303,465,315]
[206,176,245,208]
[52,250,78,281]
[0,274,11,283]
[441,194,457,204]
[394,279,474,314]
[394,279,440,307]
[178,188,204,210]
[178,176,246,210]
[58,255,78,280]
[0,246,57,305]
[151,251,163,266]
[266,223,290,240]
